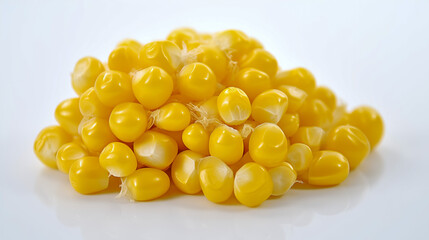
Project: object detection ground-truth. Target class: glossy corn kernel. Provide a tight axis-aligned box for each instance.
[69,156,110,194]
[153,102,191,131]
[182,123,210,155]
[307,151,349,186]
[108,46,140,73]
[34,126,72,169]
[240,49,278,78]
[217,87,251,125]
[298,99,332,128]
[196,45,228,81]
[251,89,288,124]
[276,85,308,113]
[139,40,182,75]
[236,68,272,101]
[290,126,325,152]
[277,113,300,137]
[124,168,170,201]
[133,130,178,170]
[214,30,250,61]
[55,98,82,135]
[177,63,217,101]
[132,66,174,110]
[286,143,313,173]
[312,86,337,110]
[349,106,384,148]
[229,152,254,173]
[117,39,142,52]
[71,57,105,95]
[249,123,288,168]
[209,125,244,165]
[167,28,197,49]
[248,38,263,51]
[79,87,112,118]
[81,117,118,153]
[94,70,136,107]
[199,156,234,203]
[268,162,297,196]
[171,150,203,194]
[324,125,370,169]
[274,68,316,94]
[152,128,187,152]
[56,142,89,174]
[109,102,147,142]
[234,162,273,207]
[99,142,137,177]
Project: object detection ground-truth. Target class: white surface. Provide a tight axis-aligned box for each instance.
[1,0,428,239]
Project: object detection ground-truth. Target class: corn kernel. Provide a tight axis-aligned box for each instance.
[240,49,278,78]
[139,40,182,75]
[79,87,112,118]
[99,142,137,177]
[199,156,234,203]
[167,28,197,49]
[56,142,89,174]
[196,45,228,81]
[69,156,109,194]
[286,143,313,173]
[124,168,170,201]
[274,68,316,94]
[152,127,187,152]
[209,125,243,165]
[277,113,300,137]
[312,86,337,110]
[217,87,251,125]
[109,102,147,142]
[81,117,118,153]
[298,99,332,128]
[171,150,203,194]
[182,123,210,155]
[307,150,349,186]
[251,89,288,124]
[229,152,254,173]
[133,130,178,170]
[290,126,325,152]
[276,85,308,113]
[108,46,140,73]
[94,70,136,107]
[34,126,72,169]
[249,123,288,168]
[349,106,384,148]
[132,66,174,110]
[177,63,217,101]
[268,162,297,196]
[236,68,272,101]
[71,57,105,95]
[199,96,220,119]
[248,38,263,51]
[153,102,190,131]
[55,98,82,135]
[214,30,250,61]
[117,39,142,52]
[234,120,258,153]
[234,162,273,207]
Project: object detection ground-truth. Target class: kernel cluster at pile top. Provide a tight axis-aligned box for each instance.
[34,28,384,207]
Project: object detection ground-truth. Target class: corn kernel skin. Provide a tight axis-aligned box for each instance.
[236,68,272,101]
[55,98,83,135]
[276,85,308,113]
[324,125,370,169]
[251,89,288,124]
[196,45,228,81]
[199,156,234,203]
[234,162,273,207]
[132,67,174,110]
[182,123,210,155]
[125,168,170,201]
[56,142,89,174]
[69,156,110,194]
[215,30,250,61]
[34,126,72,169]
[298,99,332,128]
[167,28,197,49]
[99,142,137,177]
[152,128,187,152]
[240,49,278,78]
[139,41,182,75]
[81,117,118,153]
[177,63,217,101]
[249,123,288,168]
[274,68,316,94]
[209,125,244,165]
[277,113,300,137]
[154,102,191,131]
[290,126,325,152]
[349,106,384,148]
[286,143,313,173]
[109,102,147,142]
[312,86,337,110]
[217,87,251,125]
[117,39,142,52]
[133,130,178,170]
[71,57,105,95]
[108,46,140,73]
[268,162,297,196]
[307,151,349,186]
[171,150,203,194]
[79,87,112,118]
[94,70,136,107]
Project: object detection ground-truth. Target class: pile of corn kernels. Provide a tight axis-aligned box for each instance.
[34,28,384,207]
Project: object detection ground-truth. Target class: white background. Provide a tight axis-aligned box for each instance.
[1,0,429,239]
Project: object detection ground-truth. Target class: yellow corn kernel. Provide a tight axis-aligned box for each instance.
[214,29,250,60]
[251,89,288,124]
[71,57,105,95]
[324,125,370,169]
[117,39,142,52]
[99,142,137,177]
[234,162,273,207]
[229,152,254,173]
[153,102,191,131]
[81,117,118,153]
[276,85,308,113]
[307,151,349,186]
[196,45,228,82]
[312,86,337,110]
[69,156,109,194]
[167,28,197,49]
[234,120,258,153]
[349,106,384,148]
[217,87,251,125]
[177,63,217,101]
[236,68,272,101]
[139,40,182,75]
[249,123,288,168]
[108,46,140,73]
[34,126,72,169]
[240,49,278,78]
[79,87,112,118]
[56,142,89,174]
[277,113,300,137]
[274,68,316,94]
[109,102,147,142]
[209,125,244,165]
[133,130,178,170]
[298,99,332,127]
[290,126,325,152]
[94,70,136,107]
[132,66,174,110]
[171,150,203,194]
[286,143,313,173]
[268,162,297,196]
[199,156,234,203]
[124,168,170,201]
[152,127,187,152]
[55,98,82,135]
[199,96,220,119]
[182,123,210,155]
[248,37,263,51]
